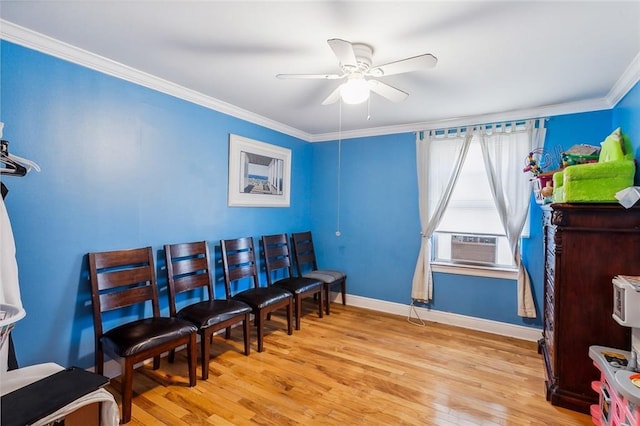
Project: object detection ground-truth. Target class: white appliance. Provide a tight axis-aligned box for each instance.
[612,276,640,328]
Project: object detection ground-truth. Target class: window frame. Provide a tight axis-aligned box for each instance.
[427,130,529,277]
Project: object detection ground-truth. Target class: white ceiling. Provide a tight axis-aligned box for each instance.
[1,1,639,142]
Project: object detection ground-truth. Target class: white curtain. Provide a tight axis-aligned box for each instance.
[477,119,546,318]
[411,129,473,302]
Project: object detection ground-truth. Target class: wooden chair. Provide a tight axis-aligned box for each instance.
[88,246,197,424]
[291,231,347,315]
[220,237,293,352]
[164,241,252,380]
[261,233,323,330]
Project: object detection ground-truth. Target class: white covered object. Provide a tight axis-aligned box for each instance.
[0,362,119,426]
[0,196,23,373]
[616,186,640,209]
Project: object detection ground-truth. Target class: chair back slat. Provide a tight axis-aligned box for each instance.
[268,257,290,271]
[226,264,258,283]
[165,242,216,316]
[168,242,204,258]
[225,250,254,268]
[171,257,208,277]
[91,247,150,270]
[222,237,253,251]
[99,285,155,312]
[94,266,152,291]
[173,273,210,295]
[296,251,316,267]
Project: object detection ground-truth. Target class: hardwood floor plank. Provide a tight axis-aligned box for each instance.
[105,302,592,425]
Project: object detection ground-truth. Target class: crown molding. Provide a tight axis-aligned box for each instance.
[310,97,612,142]
[0,20,313,142]
[2,19,637,144]
[606,51,640,108]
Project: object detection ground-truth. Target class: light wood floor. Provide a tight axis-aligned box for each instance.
[105,301,592,425]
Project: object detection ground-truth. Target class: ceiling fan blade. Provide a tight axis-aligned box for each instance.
[327,38,357,69]
[368,80,409,103]
[276,73,343,80]
[368,54,437,77]
[321,85,343,105]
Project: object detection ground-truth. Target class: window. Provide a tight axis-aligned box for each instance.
[413,119,545,314]
[430,133,527,269]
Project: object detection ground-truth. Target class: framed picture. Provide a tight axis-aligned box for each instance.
[228,134,291,207]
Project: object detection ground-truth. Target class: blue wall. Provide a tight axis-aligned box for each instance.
[613,81,640,184]
[2,39,639,369]
[1,41,313,368]
[309,133,421,304]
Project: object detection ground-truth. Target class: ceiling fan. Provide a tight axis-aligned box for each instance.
[276,38,437,105]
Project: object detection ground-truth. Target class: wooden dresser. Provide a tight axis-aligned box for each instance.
[538,203,640,414]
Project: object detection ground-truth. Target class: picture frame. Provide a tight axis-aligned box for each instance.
[227,134,291,207]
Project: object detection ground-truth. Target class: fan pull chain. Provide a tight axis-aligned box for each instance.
[336,100,342,237]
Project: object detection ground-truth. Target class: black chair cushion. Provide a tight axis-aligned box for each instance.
[232,287,292,310]
[177,299,252,329]
[273,277,322,295]
[101,317,197,357]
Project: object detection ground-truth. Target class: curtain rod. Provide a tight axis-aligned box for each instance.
[418,118,548,139]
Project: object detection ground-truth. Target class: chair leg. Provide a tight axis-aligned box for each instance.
[200,330,210,380]
[324,283,331,315]
[95,346,104,375]
[168,348,176,363]
[294,295,302,331]
[243,314,251,356]
[286,299,293,336]
[152,355,161,370]
[187,333,197,387]
[121,359,135,424]
[341,279,347,305]
[256,311,265,353]
[317,289,324,319]
[225,326,232,340]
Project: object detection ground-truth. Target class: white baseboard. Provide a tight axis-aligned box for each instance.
[331,292,542,342]
[92,293,542,378]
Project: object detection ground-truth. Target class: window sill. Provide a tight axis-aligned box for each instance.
[431,262,518,280]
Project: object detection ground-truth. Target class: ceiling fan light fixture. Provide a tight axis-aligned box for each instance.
[340,77,370,104]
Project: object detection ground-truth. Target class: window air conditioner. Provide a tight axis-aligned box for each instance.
[451,234,497,264]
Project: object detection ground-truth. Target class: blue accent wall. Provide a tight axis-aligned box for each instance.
[309,133,421,304]
[2,39,639,369]
[1,41,313,368]
[613,81,640,184]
